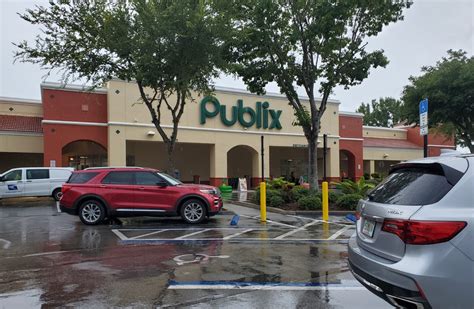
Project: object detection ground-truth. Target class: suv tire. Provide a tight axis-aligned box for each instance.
[180,199,207,224]
[79,200,106,225]
[52,188,62,201]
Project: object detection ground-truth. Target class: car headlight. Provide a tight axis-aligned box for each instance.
[200,188,218,195]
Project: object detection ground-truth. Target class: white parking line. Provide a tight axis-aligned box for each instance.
[274,220,320,240]
[175,229,211,240]
[239,214,299,229]
[168,284,366,291]
[288,215,353,227]
[223,228,253,240]
[130,229,169,239]
[327,226,352,240]
[111,229,128,241]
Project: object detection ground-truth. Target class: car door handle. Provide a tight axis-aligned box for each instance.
[100,185,107,188]
[138,187,145,190]
[26,180,32,183]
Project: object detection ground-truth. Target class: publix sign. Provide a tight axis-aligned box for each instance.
[200,96,282,129]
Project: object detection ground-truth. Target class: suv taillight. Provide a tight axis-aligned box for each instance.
[382,219,467,245]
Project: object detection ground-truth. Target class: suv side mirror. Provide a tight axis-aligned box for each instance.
[157,181,168,188]
[0,176,3,182]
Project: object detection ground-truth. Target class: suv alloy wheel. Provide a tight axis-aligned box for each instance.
[79,200,106,225]
[181,199,206,224]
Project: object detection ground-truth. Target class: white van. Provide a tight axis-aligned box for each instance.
[0,167,74,201]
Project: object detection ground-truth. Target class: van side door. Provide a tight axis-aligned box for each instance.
[24,169,51,197]
[0,169,25,198]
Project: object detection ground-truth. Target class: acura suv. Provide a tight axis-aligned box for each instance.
[348,153,473,308]
[60,167,223,225]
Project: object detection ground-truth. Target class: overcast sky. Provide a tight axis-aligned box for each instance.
[0,0,472,112]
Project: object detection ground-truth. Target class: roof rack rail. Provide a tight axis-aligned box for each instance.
[84,166,144,170]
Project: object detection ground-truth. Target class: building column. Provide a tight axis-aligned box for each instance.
[251,145,269,187]
[108,125,126,166]
[327,147,340,182]
[369,160,375,176]
[209,144,227,187]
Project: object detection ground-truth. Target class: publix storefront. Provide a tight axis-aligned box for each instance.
[0,80,454,187]
[41,79,344,187]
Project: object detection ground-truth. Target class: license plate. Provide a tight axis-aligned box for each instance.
[362,219,376,238]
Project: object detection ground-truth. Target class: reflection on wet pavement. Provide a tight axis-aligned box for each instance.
[0,201,390,308]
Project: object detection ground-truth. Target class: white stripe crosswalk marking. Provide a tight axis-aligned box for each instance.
[223,228,254,240]
[327,226,352,240]
[175,229,211,240]
[274,220,320,240]
[130,229,169,239]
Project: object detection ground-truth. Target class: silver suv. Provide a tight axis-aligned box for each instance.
[348,153,473,308]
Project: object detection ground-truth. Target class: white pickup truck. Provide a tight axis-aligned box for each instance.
[0,167,74,201]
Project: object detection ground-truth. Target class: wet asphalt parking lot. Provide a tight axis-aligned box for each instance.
[0,198,391,308]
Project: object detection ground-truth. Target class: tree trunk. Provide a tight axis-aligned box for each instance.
[307,133,319,191]
[166,141,176,176]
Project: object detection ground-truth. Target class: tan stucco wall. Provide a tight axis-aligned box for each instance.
[126,140,211,182]
[0,98,43,117]
[0,134,44,153]
[363,126,407,139]
[363,147,422,161]
[107,80,339,136]
[107,80,341,179]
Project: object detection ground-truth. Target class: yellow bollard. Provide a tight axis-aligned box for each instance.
[322,181,329,222]
[260,182,267,222]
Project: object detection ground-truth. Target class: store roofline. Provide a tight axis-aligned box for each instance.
[339,111,363,117]
[0,96,41,105]
[40,82,108,94]
[107,78,341,105]
[363,125,407,132]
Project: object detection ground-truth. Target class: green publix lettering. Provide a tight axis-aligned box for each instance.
[200,96,282,129]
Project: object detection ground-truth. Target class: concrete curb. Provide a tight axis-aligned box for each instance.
[227,200,355,216]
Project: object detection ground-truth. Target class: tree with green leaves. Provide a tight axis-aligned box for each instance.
[15,0,227,171]
[356,97,403,127]
[402,50,473,153]
[225,0,411,189]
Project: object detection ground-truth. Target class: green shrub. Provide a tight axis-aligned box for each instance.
[298,194,322,210]
[254,187,285,207]
[267,194,285,208]
[370,173,380,179]
[289,186,310,202]
[266,177,295,190]
[331,177,374,197]
[328,191,341,205]
[336,194,363,210]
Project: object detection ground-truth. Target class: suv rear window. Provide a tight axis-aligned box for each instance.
[68,172,99,184]
[368,165,461,205]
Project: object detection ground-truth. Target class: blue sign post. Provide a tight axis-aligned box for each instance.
[419,99,429,157]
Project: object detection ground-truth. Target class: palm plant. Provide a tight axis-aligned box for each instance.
[332,177,375,197]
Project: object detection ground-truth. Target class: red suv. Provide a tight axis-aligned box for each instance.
[60,167,223,225]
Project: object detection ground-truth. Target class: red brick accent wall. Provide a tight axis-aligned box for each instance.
[42,88,108,167]
[42,89,107,123]
[406,126,455,157]
[339,115,363,180]
[339,115,363,138]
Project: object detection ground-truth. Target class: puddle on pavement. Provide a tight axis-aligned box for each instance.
[0,289,43,308]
